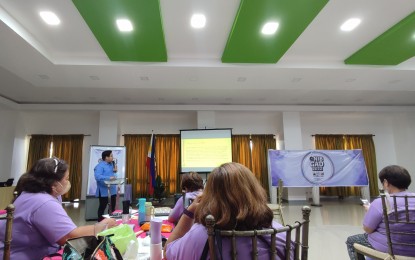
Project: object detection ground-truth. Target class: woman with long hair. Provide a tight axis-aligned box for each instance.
[165,162,290,259]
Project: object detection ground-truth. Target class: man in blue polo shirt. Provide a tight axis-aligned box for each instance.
[94,150,117,221]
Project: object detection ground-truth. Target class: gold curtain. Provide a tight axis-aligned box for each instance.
[231,135,252,169]
[27,135,52,170]
[315,134,378,197]
[124,135,151,200]
[52,135,84,201]
[251,135,276,197]
[344,135,379,197]
[155,134,180,196]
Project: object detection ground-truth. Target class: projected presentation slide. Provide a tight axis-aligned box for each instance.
[181,129,232,172]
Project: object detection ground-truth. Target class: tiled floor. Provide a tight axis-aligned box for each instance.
[64,197,365,260]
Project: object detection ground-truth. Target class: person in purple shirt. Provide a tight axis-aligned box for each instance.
[346,165,415,260]
[94,150,118,221]
[0,157,116,260]
[165,162,291,260]
[168,171,203,223]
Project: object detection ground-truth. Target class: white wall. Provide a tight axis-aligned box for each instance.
[2,108,415,199]
[0,109,18,184]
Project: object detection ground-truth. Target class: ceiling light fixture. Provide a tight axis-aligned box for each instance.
[261,22,279,35]
[340,18,361,32]
[191,14,206,29]
[39,11,60,26]
[116,19,133,32]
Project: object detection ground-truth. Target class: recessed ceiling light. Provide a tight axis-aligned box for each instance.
[237,77,246,82]
[261,22,279,35]
[116,19,133,32]
[292,77,302,83]
[39,11,60,26]
[340,18,361,32]
[345,78,356,82]
[389,79,401,84]
[38,74,50,80]
[191,14,206,29]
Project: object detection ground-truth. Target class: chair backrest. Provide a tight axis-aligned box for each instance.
[0,204,15,260]
[380,193,415,258]
[205,206,311,260]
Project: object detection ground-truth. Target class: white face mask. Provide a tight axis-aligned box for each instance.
[57,180,71,195]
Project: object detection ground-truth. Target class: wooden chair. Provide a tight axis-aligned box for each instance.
[267,179,285,225]
[1,204,15,260]
[205,206,311,260]
[354,193,415,260]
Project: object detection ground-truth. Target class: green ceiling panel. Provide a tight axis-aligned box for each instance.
[345,12,415,65]
[72,0,167,62]
[222,0,328,63]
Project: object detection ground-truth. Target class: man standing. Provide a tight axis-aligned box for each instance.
[95,150,117,221]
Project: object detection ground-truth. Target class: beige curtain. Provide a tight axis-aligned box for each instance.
[124,134,180,199]
[251,135,276,197]
[154,134,180,196]
[124,135,151,199]
[231,135,252,169]
[344,135,379,197]
[315,134,378,197]
[27,135,52,170]
[52,135,84,201]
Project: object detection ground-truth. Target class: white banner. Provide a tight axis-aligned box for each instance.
[268,150,369,187]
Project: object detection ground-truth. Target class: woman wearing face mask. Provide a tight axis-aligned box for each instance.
[0,157,116,260]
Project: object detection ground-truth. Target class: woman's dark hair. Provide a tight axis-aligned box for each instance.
[14,157,68,197]
[379,165,411,190]
[181,172,203,192]
[102,150,112,160]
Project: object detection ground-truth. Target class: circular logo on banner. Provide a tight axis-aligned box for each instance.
[301,151,334,184]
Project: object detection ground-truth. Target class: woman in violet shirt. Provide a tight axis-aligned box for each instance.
[165,162,291,260]
[0,157,116,260]
[168,171,203,224]
[346,165,415,260]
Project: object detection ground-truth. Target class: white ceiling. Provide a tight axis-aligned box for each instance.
[1,0,415,109]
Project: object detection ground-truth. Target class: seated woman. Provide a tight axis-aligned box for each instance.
[0,157,116,260]
[168,171,203,223]
[165,162,290,260]
[346,165,415,259]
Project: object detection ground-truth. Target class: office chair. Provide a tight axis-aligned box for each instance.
[1,204,15,260]
[353,193,415,260]
[205,206,311,260]
[267,179,285,225]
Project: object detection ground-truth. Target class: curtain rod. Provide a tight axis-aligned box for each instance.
[28,134,91,136]
[121,134,276,136]
[311,134,375,137]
